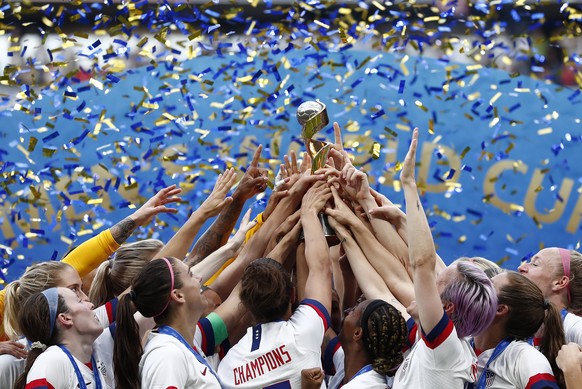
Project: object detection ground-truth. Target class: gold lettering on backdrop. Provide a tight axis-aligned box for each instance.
[566,189,582,234]
[524,169,574,224]
[482,160,528,214]
[3,139,582,245]
[417,142,461,193]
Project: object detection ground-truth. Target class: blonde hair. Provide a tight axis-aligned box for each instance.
[88,239,163,306]
[457,256,503,279]
[3,261,71,340]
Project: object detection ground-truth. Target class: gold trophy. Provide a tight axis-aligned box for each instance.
[296,100,339,245]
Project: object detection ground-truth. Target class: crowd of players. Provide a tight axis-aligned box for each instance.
[0,125,581,389]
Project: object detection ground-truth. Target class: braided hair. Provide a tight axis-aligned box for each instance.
[361,300,408,375]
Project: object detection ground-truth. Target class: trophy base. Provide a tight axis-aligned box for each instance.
[300,213,340,246]
[320,213,340,246]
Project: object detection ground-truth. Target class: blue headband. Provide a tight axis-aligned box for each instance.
[41,288,59,338]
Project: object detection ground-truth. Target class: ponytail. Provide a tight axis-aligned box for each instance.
[3,281,22,340]
[539,301,566,389]
[89,239,163,307]
[361,300,408,376]
[89,261,114,306]
[113,257,183,389]
[113,293,141,389]
[14,347,44,389]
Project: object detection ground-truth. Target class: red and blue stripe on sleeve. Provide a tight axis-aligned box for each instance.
[403,317,418,352]
[197,317,216,356]
[323,336,341,376]
[421,312,454,350]
[105,297,118,324]
[25,379,55,389]
[525,373,559,389]
[301,299,331,331]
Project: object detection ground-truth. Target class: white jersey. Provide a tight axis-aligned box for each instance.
[393,312,477,389]
[323,337,344,387]
[564,311,582,346]
[343,370,392,389]
[140,331,221,389]
[324,340,392,389]
[6,298,117,389]
[217,299,331,389]
[474,340,558,389]
[94,298,117,329]
[532,310,582,350]
[25,339,109,389]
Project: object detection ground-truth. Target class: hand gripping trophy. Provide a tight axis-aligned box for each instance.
[296,100,340,245]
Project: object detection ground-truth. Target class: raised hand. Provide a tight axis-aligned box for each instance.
[400,128,419,186]
[340,163,370,201]
[228,208,258,255]
[326,214,352,243]
[234,145,270,201]
[368,204,406,223]
[324,185,360,227]
[262,188,290,221]
[265,215,303,263]
[199,168,238,218]
[329,122,350,170]
[301,181,332,214]
[130,184,182,226]
[281,150,301,179]
[265,210,301,254]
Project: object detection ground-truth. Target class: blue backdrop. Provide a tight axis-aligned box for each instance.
[1,49,581,285]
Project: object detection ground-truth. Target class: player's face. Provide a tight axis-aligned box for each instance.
[517,248,558,297]
[339,300,370,345]
[175,260,207,316]
[58,287,103,338]
[57,266,90,303]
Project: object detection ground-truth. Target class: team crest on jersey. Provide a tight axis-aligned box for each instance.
[485,370,496,387]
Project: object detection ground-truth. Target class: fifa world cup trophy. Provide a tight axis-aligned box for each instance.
[296,100,339,245]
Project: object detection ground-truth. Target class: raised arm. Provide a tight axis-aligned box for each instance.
[368,192,447,274]
[327,215,410,320]
[264,216,303,266]
[186,146,269,265]
[190,209,256,283]
[301,182,333,313]
[402,128,443,334]
[340,161,410,268]
[325,186,415,307]
[65,184,182,277]
[158,168,237,260]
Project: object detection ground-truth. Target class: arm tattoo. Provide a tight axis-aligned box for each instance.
[110,217,137,244]
[187,198,245,266]
[416,200,420,211]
